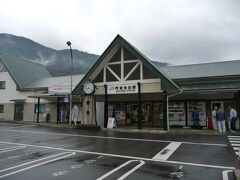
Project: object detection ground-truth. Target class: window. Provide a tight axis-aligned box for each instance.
[0,66,6,72]
[0,105,4,113]
[35,104,46,113]
[0,81,5,89]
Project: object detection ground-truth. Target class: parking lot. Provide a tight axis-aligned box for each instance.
[0,122,238,179]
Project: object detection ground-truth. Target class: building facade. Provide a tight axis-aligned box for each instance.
[73,35,240,130]
[1,35,240,131]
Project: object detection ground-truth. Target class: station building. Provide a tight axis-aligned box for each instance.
[73,35,240,130]
[0,35,239,130]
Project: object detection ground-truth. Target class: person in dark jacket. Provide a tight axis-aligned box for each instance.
[216,106,226,133]
[192,107,200,129]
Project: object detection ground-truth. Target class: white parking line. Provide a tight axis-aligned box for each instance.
[0,152,75,178]
[222,170,233,180]
[152,142,182,160]
[96,160,145,180]
[0,129,227,147]
[0,146,26,154]
[0,140,235,170]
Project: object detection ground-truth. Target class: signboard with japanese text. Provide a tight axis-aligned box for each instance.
[107,84,138,94]
[48,86,70,94]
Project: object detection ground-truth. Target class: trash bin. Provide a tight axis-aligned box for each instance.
[208,117,213,129]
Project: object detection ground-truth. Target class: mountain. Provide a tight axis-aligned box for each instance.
[0,33,99,76]
[0,33,168,76]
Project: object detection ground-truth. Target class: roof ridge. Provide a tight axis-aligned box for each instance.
[0,51,47,68]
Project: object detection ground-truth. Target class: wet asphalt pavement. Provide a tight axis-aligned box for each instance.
[0,122,238,180]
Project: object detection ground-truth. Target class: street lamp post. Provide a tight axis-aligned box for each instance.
[66,41,73,125]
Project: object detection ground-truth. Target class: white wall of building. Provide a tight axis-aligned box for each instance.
[0,72,36,103]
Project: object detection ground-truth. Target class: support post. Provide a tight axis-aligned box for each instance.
[57,97,60,124]
[104,84,108,128]
[37,97,40,123]
[137,82,142,129]
[163,91,167,130]
[236,91,240,129]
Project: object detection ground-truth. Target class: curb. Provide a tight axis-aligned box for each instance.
[0,120,238,135]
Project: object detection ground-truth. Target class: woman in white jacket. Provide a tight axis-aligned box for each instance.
[211,106,218,131]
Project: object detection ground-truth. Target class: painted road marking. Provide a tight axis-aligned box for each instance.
[0,152,74,173]
[0,146,26,154]
[0,140,235,170]
[229,140,240,143]
[228,136,240,140]
[52,171,68,177]
[0,152,75,178]
[228,136,240,138]
[84,160,96,164]
[0,128,227,147]
[170,165,184,178]
[70,164,84,169]
[222,170,233,180]
[170,172,183,178]
[228,135,240,157]
[96,160,145,180]
[152,142,182,160]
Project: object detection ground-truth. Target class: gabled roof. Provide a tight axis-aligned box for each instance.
[159,60,240,80]
[26,74,85,89]
[73,34,180,94]
[0,52,52,90]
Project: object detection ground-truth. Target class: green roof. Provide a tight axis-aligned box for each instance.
[159,60,240,80]
[73,34,180,94]
[0,53,52,90]
[179,81,240,91]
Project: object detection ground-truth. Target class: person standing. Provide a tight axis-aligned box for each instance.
[216,106,226,133]
[192,107,200,129]
[211,106,218,131]
[229,105,238,132]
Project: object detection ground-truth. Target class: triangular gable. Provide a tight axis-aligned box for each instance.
[73,35,179,94]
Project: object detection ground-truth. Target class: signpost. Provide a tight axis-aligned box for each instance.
[107,117,116,128]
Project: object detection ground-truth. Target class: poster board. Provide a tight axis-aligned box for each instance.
[107,117,116,128]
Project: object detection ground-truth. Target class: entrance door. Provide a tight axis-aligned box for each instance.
[14,103,24,120]
[152,102,164,127]
[211,101,224,111]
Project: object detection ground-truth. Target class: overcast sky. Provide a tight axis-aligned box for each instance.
[1,0,240,65]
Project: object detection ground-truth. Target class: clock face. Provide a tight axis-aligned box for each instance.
[83,82,95,95]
